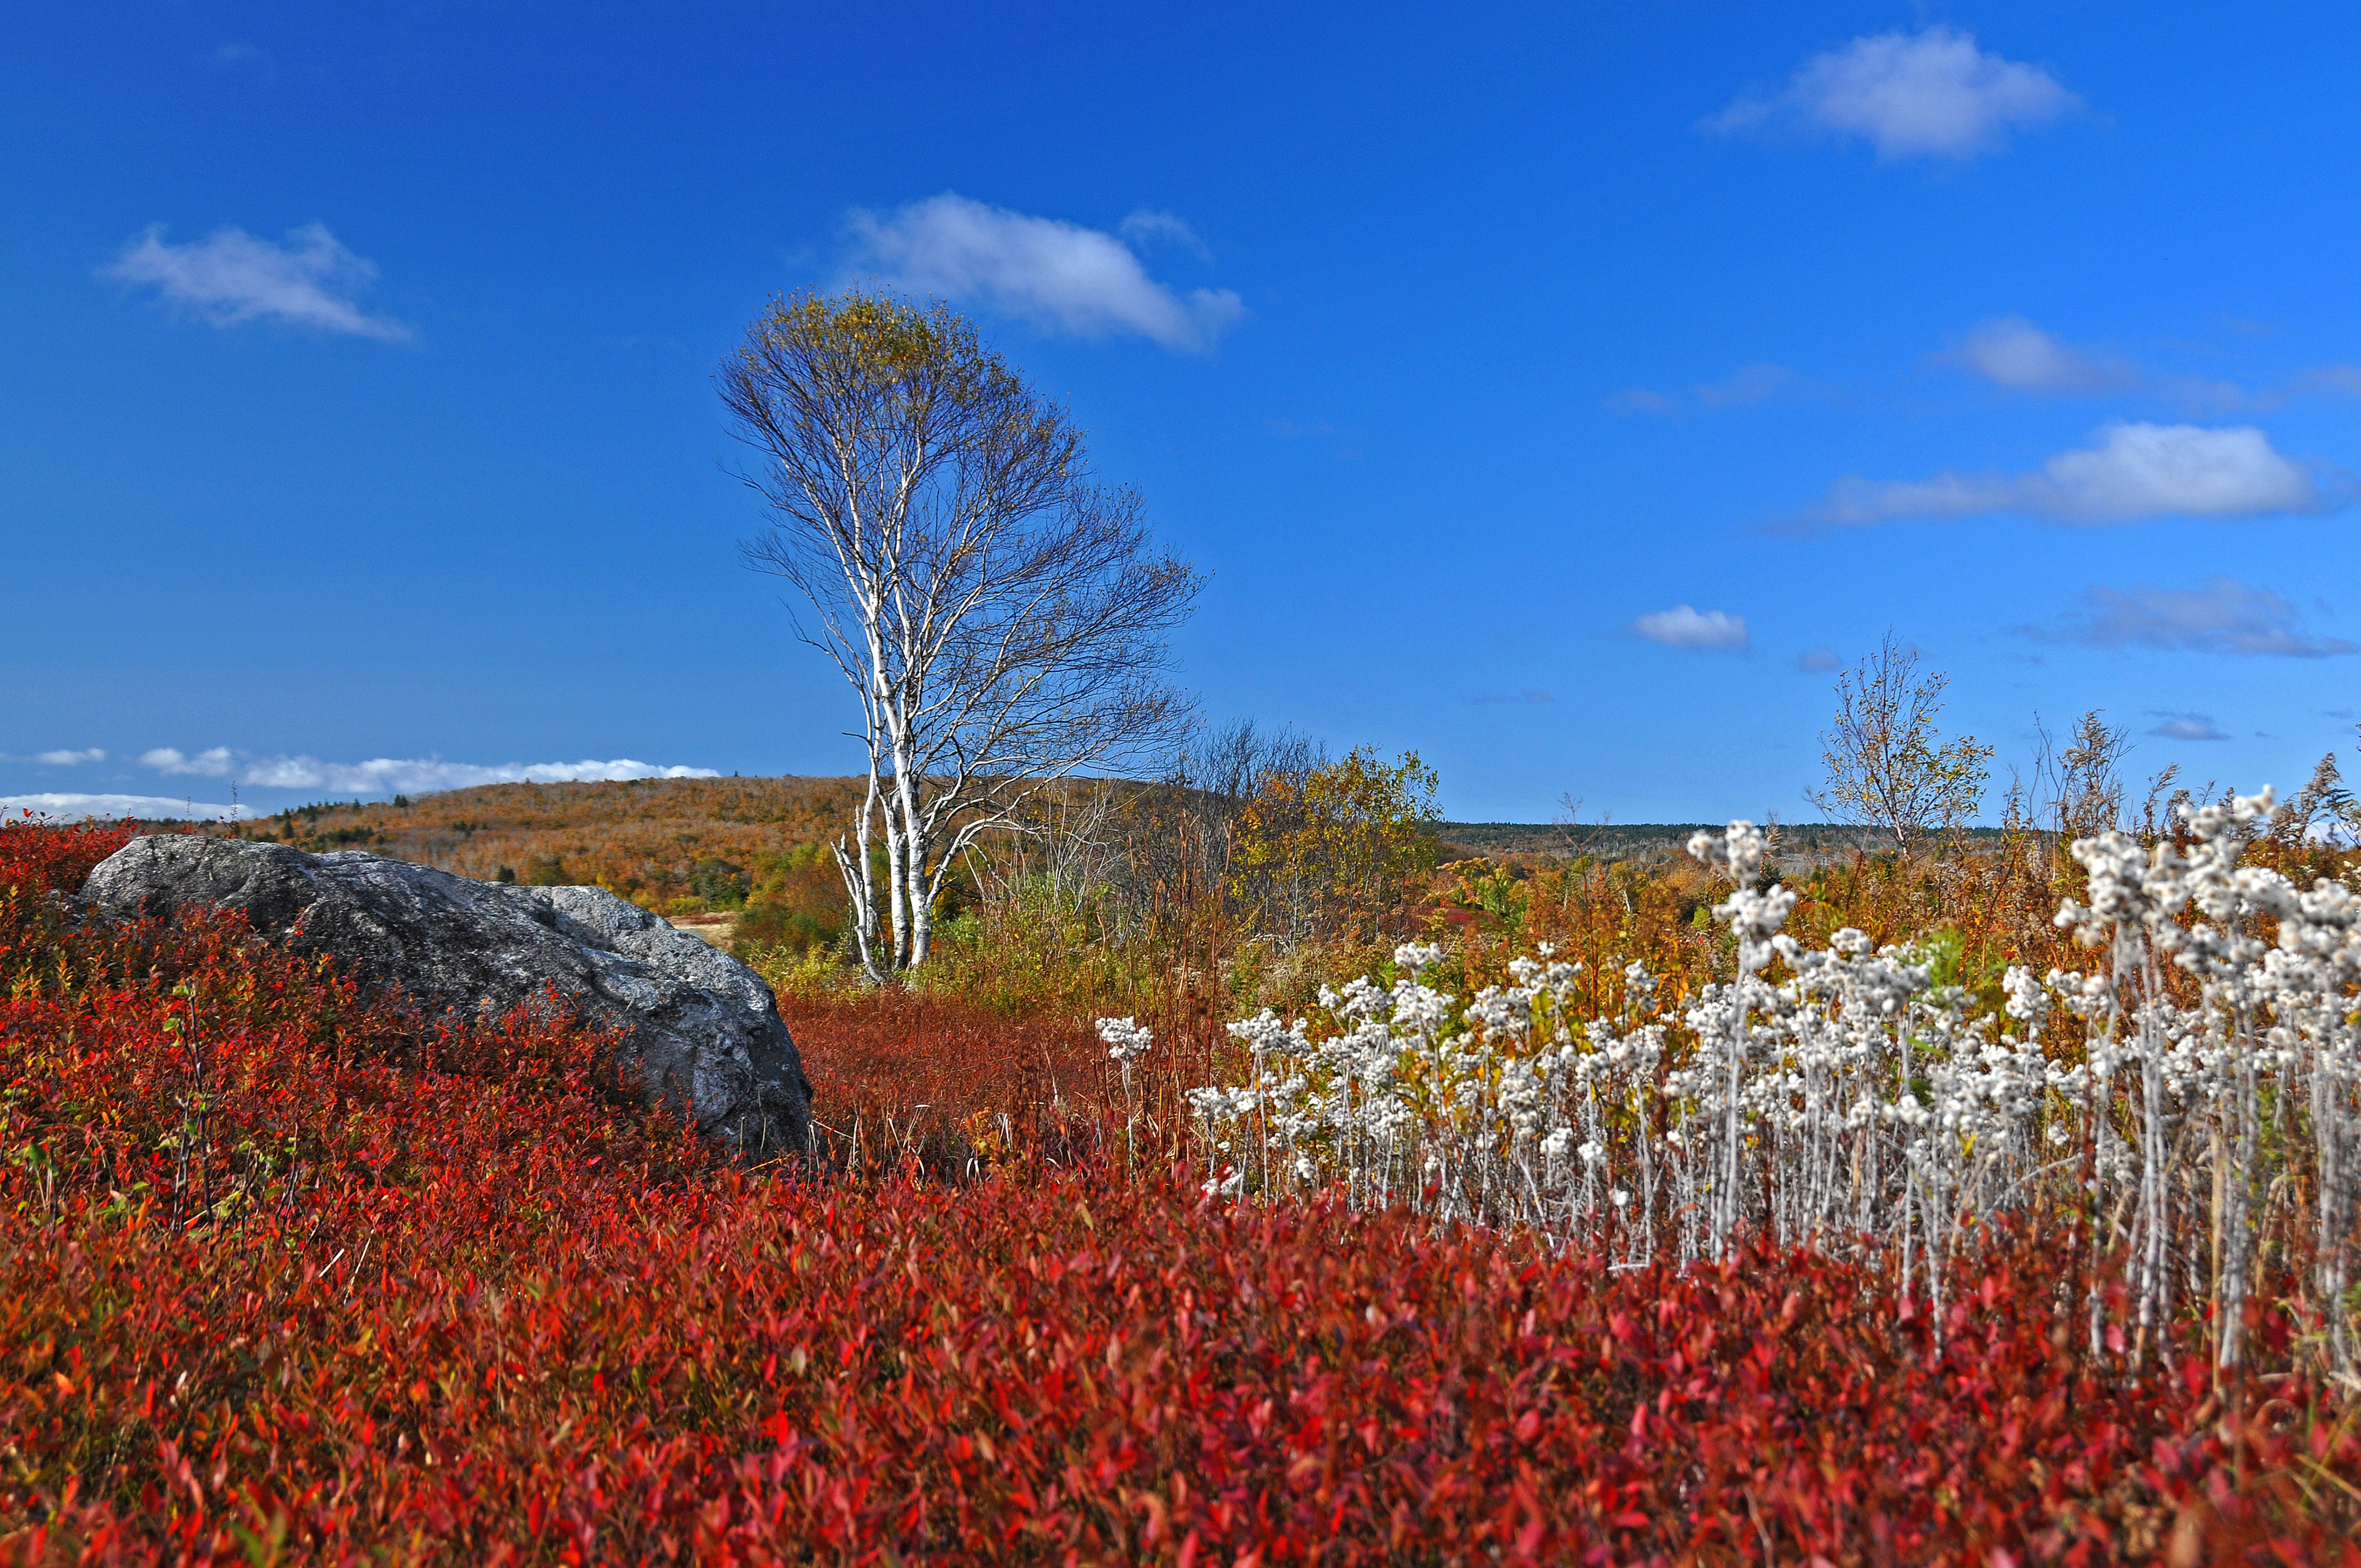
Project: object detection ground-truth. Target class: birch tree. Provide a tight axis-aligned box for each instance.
[723,291,1200,979]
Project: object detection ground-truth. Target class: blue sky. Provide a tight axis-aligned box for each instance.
[5,3,2357,825]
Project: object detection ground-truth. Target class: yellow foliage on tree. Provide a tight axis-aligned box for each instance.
[1232,747,1440,941]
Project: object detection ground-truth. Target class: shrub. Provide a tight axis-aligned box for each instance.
[3,817,2357,1563]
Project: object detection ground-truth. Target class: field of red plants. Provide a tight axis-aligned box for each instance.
[5,816,2359,1565]
[779,988,1227,1180]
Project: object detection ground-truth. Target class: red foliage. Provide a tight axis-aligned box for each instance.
[2,821,2356,1564]
[781,991,1124,1174]
[0,812,135,896]
[778,988,1231,1178]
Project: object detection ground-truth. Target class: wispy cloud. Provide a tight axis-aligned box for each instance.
[1607,388,1679,415]
[1939,317,2265,412]
[1811,423,2331,527]
[1945,317,2137,394]
[1612,363,1798,416]
[2293,365,2361,398]
[2148,712,2231,742]
[1264,416,1362,458]
[1697,363,1797,409]
[101,224,411,341]
[1631,606,1749,652]
[1265,418,1343,439]
[31,748,106,765]
[137,750,722,794]
[845,194,1244,352]
[2026,578,2359,657]
[1117,209,1212,260]
[1707,26,2081,162]
[1796,646,1840,673]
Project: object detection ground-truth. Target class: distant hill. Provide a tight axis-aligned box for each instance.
[1435,821,1717,859]
[1434,820,2001,863]
[153,777,1992,914]
[206,776,861,918]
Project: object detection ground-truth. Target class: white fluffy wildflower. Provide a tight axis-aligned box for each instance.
[1179,780,2361,1352]
[1394,941,1445,974]
[1096,1015,1154,1064]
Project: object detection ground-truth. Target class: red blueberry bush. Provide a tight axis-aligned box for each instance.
[3,817,2357,1564]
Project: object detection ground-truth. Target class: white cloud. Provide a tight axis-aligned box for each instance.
[2,793,236,821]
[100,224,412,341]
[251,757,722,793]
[2034,425,2318,517]
[1947,317,2134,394]
[32,748,106,765]
[1631,606,1750,651]
[1938,319,2361,413]
[1816,423,2329,526]
[1709,26,2081,162]
[1797,646,1840,673]
[2148,712,2231,742]
[142,746,235,776]
[2031,578,2359,657]
[845,194,1244,352]
[137,749,721,795]
[1940,317,2248,411]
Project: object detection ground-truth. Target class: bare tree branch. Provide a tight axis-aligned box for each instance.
[1807,632,1993,856]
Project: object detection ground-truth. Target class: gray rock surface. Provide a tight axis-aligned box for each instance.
[83,835,812,1158]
